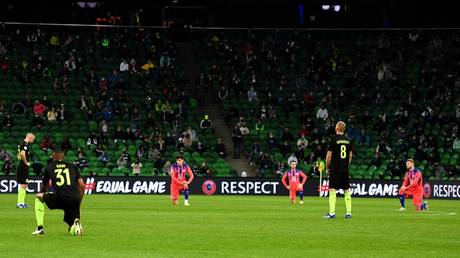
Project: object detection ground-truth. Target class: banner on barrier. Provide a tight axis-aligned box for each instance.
[0,176,459,199]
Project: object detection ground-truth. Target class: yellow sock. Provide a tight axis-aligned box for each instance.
[35,198,45,227]
[329,189,336,215]
[17,187,26,204]
[345,191,352,214]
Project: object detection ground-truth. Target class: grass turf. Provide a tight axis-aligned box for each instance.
[0,194,459,258]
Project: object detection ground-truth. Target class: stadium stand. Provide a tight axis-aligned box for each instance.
[191,29,460,180]
[0,25,235,177]
[0,25,459,179]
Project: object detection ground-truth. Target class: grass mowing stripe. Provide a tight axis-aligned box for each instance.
[0,194,459,258]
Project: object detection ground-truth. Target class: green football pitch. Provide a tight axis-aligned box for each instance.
[0,194,459,258]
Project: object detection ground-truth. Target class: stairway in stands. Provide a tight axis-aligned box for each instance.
[175,42,255,176]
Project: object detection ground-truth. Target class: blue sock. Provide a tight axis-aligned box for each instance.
[399,195,405,208]
[184,189,189,200]
[299,191,304,201]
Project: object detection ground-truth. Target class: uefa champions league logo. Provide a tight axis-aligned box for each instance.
[202,180,217,195]
[424,183,431,199]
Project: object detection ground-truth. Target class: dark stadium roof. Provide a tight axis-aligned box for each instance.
[0,0,459,28]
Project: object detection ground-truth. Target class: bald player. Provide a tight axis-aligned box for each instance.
[324,121,353,219]
[16,133,35,208]
[31,148,85,235]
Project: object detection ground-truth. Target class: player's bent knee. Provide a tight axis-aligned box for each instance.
[36,193,44,201]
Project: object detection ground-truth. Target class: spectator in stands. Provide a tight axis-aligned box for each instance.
[162,161,172,176]
[316,103,328,122]
[194,141,206,154]
[456,104,460,119]
[119,59,129,73]
[1,114,14,132]
[124,127,135,144]
[1,156,14,175]
[346,124,359,142]
[182,133,193,151]
[117,150,130,169]
[225,105,239,123]
[198,161,212,176]
[200,115,213,133]
[176,137,185,152]
[232,125,243,159]
[297,125,309,138]
[453,135,460,151]
[257,152,274,176]
[247,85,258,102]
[184,126,198,142]
[215,138,226,158]
[376,139,392,156]
[0,101,8,116]
[374,111,387,135]
[79,95,88,112]
[74,152,88,170]
[87,131,98,148]
[218,86,228,107]
[144,113,156,131]
[296,134,308,159]
[47,107,57,122]
[325,117,336,135]
[356,128,371,146]
[113,126,125,144]
[100,119,109,139]
[33,100,47,116]
[131,159,142,176]
[130,107,142,128]
[239,122,250,137]
[57,103,70,124]
[267,132,278,150]
[275,161,286,178]
[98,151,111,166]
[254,119,265,136]
[94,144,104,157]
[147,146,161,160]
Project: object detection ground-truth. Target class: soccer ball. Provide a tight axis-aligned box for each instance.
[74,225,83,236]
[70,219,83,236]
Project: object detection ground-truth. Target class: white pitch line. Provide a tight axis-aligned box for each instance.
[394,210,457,216]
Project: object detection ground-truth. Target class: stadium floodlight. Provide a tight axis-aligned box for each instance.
[321,5,330,11]
[333,5,341,12]
[77,2,97,8]
[87,2,97,8]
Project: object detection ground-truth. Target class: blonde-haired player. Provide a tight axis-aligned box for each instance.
[324,121,353,219]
